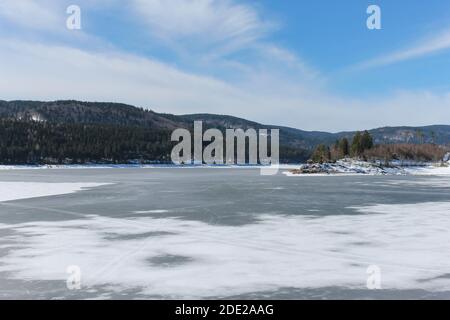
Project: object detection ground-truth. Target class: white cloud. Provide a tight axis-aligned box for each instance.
[131,0,275,55]
[2,39,450,132]
[2,1,450,132]
[0,40,256,114]
[355,28,450,69]
[0,0,63,31]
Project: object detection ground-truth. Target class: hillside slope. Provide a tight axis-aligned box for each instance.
[0,100,449,164]
[0,100,182,130]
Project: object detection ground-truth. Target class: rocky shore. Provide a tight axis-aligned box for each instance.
[287,158,450,176]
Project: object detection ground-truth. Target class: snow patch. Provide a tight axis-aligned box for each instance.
[0,182,110,202]
[1,200,450,297]
[134,210,170,214]
[404,165,450,176]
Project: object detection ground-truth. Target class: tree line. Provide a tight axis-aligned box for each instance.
[0,119,173,164]
[310,130,449,163]
[0,119,309,164]
[311,131,373,163]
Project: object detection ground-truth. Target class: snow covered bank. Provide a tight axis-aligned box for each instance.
[0,164,161,170]
[0,182,110,202]
[0,162,448,176]
[284,159,450,176]
[0,164,300,171]
[403,165,450,176]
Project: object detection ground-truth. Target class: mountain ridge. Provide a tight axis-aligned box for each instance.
[0,100,449,164]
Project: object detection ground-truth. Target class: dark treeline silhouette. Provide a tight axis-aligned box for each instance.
[0,119,308,164]
[0,119,172,164]
[0,100,312,164]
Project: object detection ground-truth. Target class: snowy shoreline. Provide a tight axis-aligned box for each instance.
[0,164,300,170]
[0,161,449,176]
[284,159,450,176]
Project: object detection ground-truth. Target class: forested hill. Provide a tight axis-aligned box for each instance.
[0,100,449,164]
[0,100,182,129]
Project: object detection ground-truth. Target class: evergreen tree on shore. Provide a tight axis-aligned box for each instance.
[350,131,373,158]
[360,130,373,150]
[311,144,331,163]
[339,138,349,157]
[351,131,362,156]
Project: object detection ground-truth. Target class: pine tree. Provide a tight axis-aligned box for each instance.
[360,130,373,150]
[351,131,362,157]
[311,144,331,163]
[339,138,349,157]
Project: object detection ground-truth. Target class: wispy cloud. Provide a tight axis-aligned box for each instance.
[131,0,276,56]
[2,1,450,131]
[2,39,450,132]
[355,28,450,70]
[127,1,319,91]
[0,0,63,31]
[0,39,255,114]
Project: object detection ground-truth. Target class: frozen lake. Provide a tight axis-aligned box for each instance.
[0,168,450,299]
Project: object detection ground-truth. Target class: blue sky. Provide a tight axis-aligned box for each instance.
[1,0,450,131]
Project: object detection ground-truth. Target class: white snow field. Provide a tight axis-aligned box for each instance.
[0,182,110,203]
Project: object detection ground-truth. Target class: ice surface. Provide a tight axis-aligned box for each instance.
[1,198,450,298]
